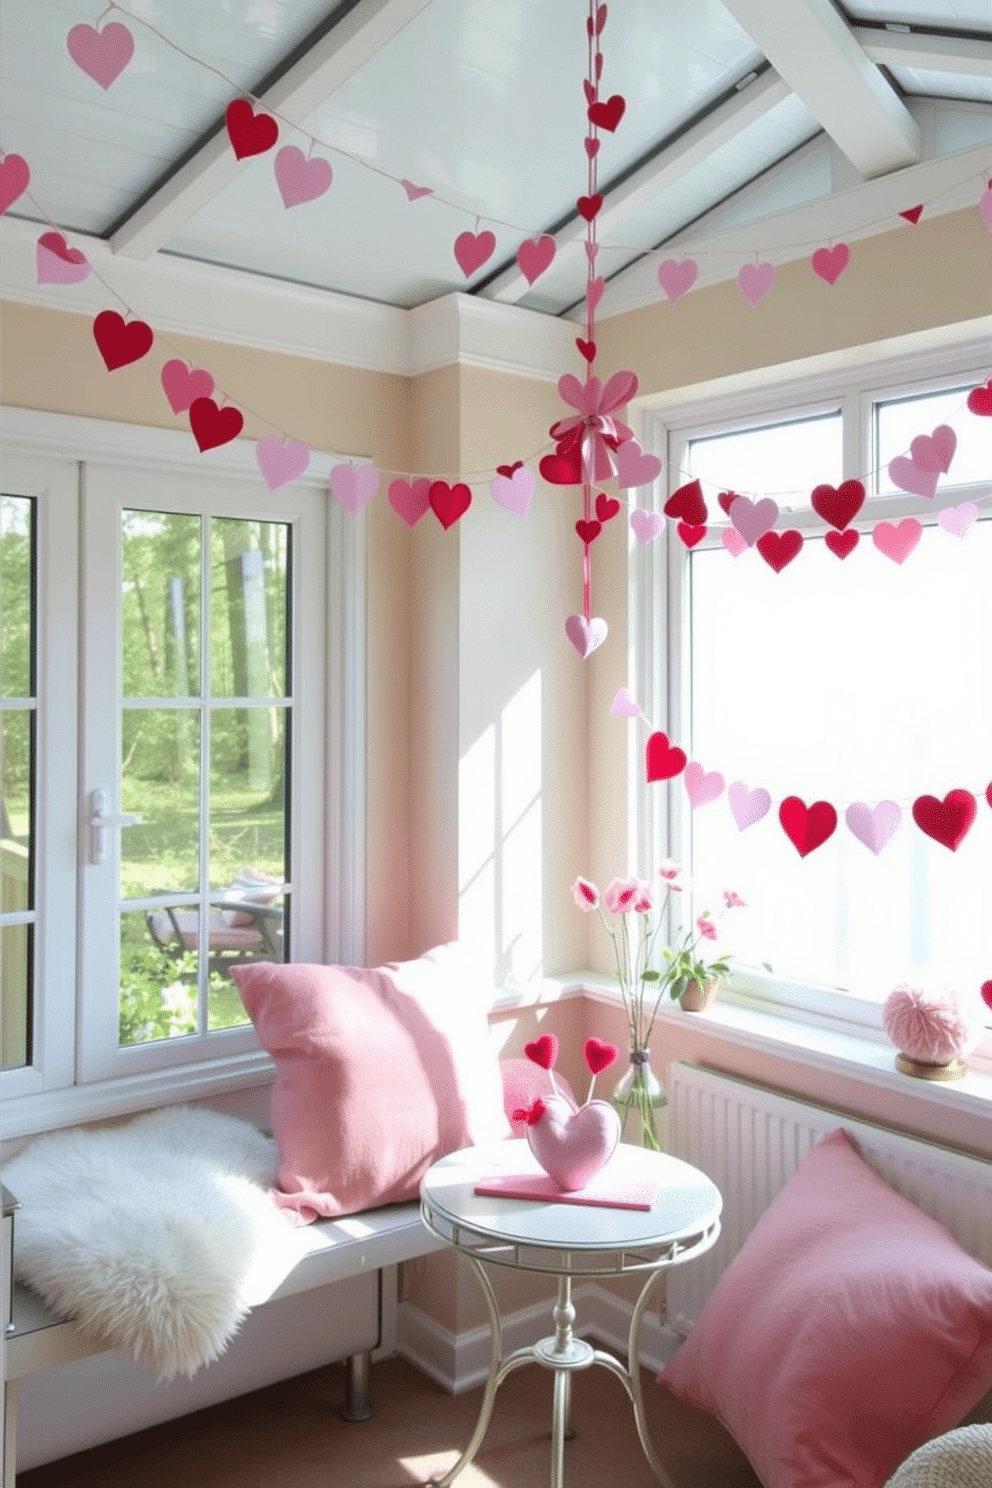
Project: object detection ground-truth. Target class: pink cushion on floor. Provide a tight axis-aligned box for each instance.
[232,943,509,1223]
[658,1128,992,1488]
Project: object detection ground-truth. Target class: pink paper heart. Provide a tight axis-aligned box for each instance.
[584,241,599,265]
[888,456,938,498]
[329,462,380,514]
[610,687,642,717]
[490,466,535,515]
[872,518,922,564]
[66,21,134,89]
[586,275,605,313]
[516,235,556,286]
[980,185,992,236]
[35,231,90,284]
[613,438,662,489]
[657,257,698,304]
[255,436,310,491]
[387,477,431,527]
[811,243,850,284]
[274,146,332,208]
[526,1095,620,1192]
[684,761,725,809]
[0,153,30,215]
[729,494,779,545]
[160,359,215,414]
[728,781,772,831]
[565,613,608,658]
[722,527,748,557]
[937,502,978,539]
[400,179,433,201]
[454,230,496,278]
[845,800,902,856]
[909,425,956,473]
[738,262,776,305]
[630,510,664,545]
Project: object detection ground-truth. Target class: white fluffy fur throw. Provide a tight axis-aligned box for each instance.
[4,1106,309,1381]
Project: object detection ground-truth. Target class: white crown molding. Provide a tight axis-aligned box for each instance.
[407,293,575,380]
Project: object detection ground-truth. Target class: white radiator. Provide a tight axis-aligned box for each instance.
[666,1062,992,1337]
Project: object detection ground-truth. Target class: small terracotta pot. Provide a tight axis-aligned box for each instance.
[679,977,718,1013]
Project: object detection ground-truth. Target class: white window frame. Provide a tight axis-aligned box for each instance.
[632,336,992,1063]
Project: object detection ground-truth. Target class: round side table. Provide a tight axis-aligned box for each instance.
[420,1140,721,1488]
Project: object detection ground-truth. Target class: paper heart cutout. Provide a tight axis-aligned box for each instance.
[911,790,976,852]
[811,243,850,285]
[539,445,583,486]
[631,511,664,544]
[910,425,956,474]
[329,462,380,515]
[189,397,244,452]
[564,613,608,658]
[587,94,626,132]
[524,1034,558,1071]
[92,310,154,371]
[825,528,859,559]
[811,480,865,530]
[274,146,332,208]
[728,781,771,831]
[584,241,599,265]
[981,981,992,1012]
[657,258,698,304]
[399,179,433,201]
[722,528,748,557]
[490,466,535,516]
[583,79,596,106]
[888,456,938,498]
[845,800,902,855]
[738,261,776,305]
[576,338,597,363]
[584,136,600,159]
[595,492,620,522]
[160,359,215,414]
[729,494,778,545]
[780,797,838,857]
[66,21,134,89]
[527,1096,620,1192]
[593,3,607,36]
[226,99,279,159]
[677,522,707,549]
[454,230,496,278]
[429,480,471,529]
[756,529,803,572]
[576,518,602,545]
[967,379,992,417]
[255,437,310,491]
[900,205,924,224]
[646,731,686,783]
[36,231,90,284]
[937,502,978,539]
[496,461,523,478]
[387,478,431,527]
[584,1038,618,1075]
[577,193,603,221]
[610,687,642,718]
[684,762,725,808]
[717,491,739,516]
[872,518,921,564]
[613,438,662,489]
[0,153,30,215]
[587,276,605,314]
[517,235,556,286]
[664,479,707,526]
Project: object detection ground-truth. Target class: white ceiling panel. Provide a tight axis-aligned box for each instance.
[893,67,992,103]
[845,1,992,26]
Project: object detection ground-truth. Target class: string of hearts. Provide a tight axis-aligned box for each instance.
[611,686,991,859]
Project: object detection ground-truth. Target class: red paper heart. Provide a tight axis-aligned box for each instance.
[590,3,607,36]
[225,99,278,159]
[677,522,707,549]
[595,51,604,79]
[92,310,154,370]
[575,519,601,544]
[663,479,707,526]
[646,731,687,783]
[911,790,977,852]
[717,491,739,516]
[967,379,992,417]
[583,79,596,106]
[811,479,865,530]
[454,229,496,278]
[576,338,596,363]
[584,1037,618,1075]
[780,797,837,857]
[539,444,583,486]
[588,94,625,132]
[577,194,603,222]
[981,981,992,1012]
[496,460,523,478]
[811,244,850,285]
[987,782,992,809]
[825,529,859,559]
[189,397,244,452]
[757,530,803,571]
[584,137,600,159]
[0,153,30,215]
[525,1034,558,1071]
[595,493,620,522]
[429,480,472,529]
[900,205,924,224]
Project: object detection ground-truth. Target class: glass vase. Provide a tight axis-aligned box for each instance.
[612,1048,667,1150]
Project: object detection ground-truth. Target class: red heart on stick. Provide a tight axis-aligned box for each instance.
[646,731,687,783]
[577,193,603,221]
[428,481,472,529]
[663,479,707,526]
[539,445,583,486]
[525,1034,558,1071]
[588,94,626,132]
[757,530,803,571]
[584,1037,618,1075]
[911,790,977,852]
[575,519,601,544]
[825,529,859,559]
[780,797,838,857]
[189,397,244,452]
[811,480,865,530]
[595,493,620,522]
[225,99,278,159]
[92,310,154,370]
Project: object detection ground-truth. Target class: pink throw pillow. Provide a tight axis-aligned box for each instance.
[232,943,509,1223]
[658,1128,992,1488]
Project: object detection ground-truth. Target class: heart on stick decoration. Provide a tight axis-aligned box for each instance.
[92,310,154,371]
[0,153,30,215]
[387,478,432,527]
[656,258,698,303]
[811,244,850,285]
[66,22,134,90]
[490,467,535,516]
[757,530,803,572]
[526,1095,621,1192]
[524,1034,558,1071]
[646,731,687,783]
[631,510,664,544]
[429,480,472,529]
[811,480,865,530]
[911,790,976,852]
[255,437,310,491]
[728,781,771,831]
[584,1037,618,1076]
[454,230,496,278]
[779,796,838,857]
[160,359,215,414]
[189,397,244,453]
[516,235,556,285]
[729,494,778,546]
[564,613,608,658]
[872,518,922,564]
[274,146,332,208]
[845,801,902,856]
[36,231,90,284]
[738,261,776,305]
[613,438,662,489]
[684,762,725,808]
[226,100,279,159]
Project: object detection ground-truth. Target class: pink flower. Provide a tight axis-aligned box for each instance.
[723,889,746,908]
[657,860,683,891]
[633,880,654,913]
[697,916,717,941]
[604,876,640,914]
[571,876,599,911]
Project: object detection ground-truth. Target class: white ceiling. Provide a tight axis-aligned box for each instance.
[1,0,990,320]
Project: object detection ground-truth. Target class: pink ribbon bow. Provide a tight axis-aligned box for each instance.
[550,369,639,483]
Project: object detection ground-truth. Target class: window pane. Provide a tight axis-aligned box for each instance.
[209,707,287,889]
[876,387,991,494]
[1,495,34,697]
[211,519,288,699]
[121,511,201,699]
[1,494,35,1070]
[688,413,842,516]
[1,923,31,1069]
[121,709,200,898]
[119,908,198,1046]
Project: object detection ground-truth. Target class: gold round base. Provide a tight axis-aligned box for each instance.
[894,1053,967,1082]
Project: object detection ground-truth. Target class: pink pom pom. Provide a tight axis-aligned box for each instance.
[882,984,983,1065]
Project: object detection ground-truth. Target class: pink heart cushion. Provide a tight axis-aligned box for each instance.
[526,1096,621,1191]
[658,1129,992,1488]
[231,943,509,1223]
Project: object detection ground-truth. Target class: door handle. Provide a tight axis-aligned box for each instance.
[88,788,143,866]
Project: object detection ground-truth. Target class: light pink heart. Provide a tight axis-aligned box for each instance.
[610,687,642,718]
[613,438,662,489]
[67,22,134,89]
[630,510,664,544]
[585,241,599,264]
[910,425,956,473]
[400,179,433,201]
[0,153,30,215]
[274,146,332,208]
[387,478,431,527]
[888,456,938,498]
[255,436,311,491]
[684,761,725,809]
[329,462,380,514]
[586,275,605,313]
[728,781,772,831]
[729,494,779,545]
[160,359,215,414]
[937,502,978,539]
[722,527,748,557]
[872,518,922,564]
[980,186,992,236]
[845,800,902,856]
[565,613,608,658]
[657,257,698,304]
[490,466,535,516]
[516,235,556,286]
[35,231,90,284]
[454,229,496,278]
[738,262,776,305]
[526,1095,620,1191]
[811,243,850,285]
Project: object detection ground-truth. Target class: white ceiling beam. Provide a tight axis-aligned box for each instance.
[480,69,791,305]
[854,27,992,80]
[110,0,434,260]
[721,0,921,179]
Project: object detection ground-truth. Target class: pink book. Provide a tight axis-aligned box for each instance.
[474,1169,659,1211]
